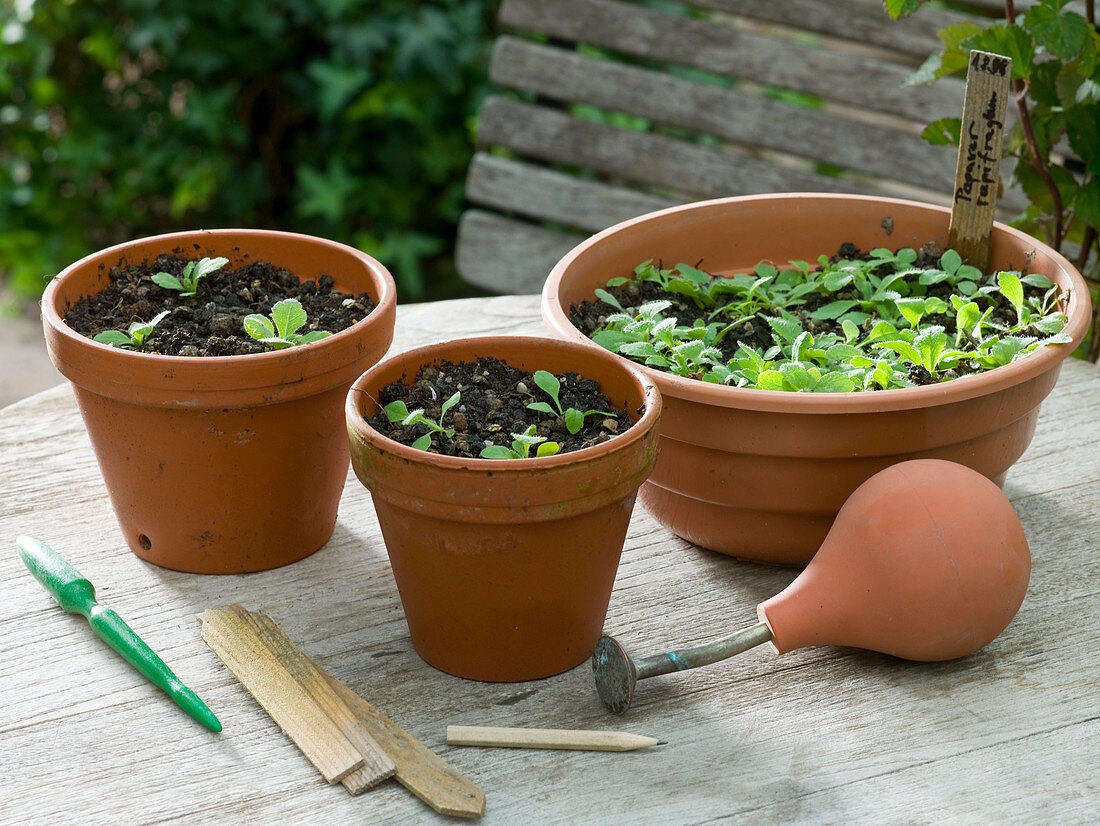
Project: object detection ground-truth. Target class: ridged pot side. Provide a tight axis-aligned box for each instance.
[346,336,661,681]
[542,194,1091,565]
[42,229,397,574]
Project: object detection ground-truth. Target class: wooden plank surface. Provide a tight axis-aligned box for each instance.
[478,97,872,199]
[456,210,583,294]
[465,153,679,233]
[489,37,959,195]
[2,295,1098,824]
[690,0,963,60]
[499,0,967,123]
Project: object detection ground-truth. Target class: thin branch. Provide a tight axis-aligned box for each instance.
[1075,226,1097,272]
[1005,0,1065,250]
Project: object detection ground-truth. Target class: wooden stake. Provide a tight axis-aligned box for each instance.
[446,725,663,752]
[948,50,1013,271]
[200,607,365,784]
[231,607,397,794]
[313,659,487,819]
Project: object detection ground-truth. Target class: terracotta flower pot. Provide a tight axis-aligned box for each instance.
[42,229,397,574]
[542,194,1091,566]
[345,336,661,681]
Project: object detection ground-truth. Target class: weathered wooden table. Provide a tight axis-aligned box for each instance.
[2,295,1097,824]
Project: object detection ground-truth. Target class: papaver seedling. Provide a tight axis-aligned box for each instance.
[92,310,170,349]
[526,369,617,435]
[383,390,461,451]
[151,256,228,297]
[584,247,1072,392]
[243,298,333,350]
[480,424,561,459]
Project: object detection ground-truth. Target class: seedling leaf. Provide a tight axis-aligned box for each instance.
[997,271,1025,312]
[383,400,411,423]
[440,391,461,418]
[93,330,134,347]
[152,273,185,292]
[594,288,624,310]
[563,408,585,434]
[271,298,308,339]
[940,249,962,274]
[244,314,277,340]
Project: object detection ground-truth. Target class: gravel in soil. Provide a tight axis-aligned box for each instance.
[367,357,632,458]
[65,252,375,356]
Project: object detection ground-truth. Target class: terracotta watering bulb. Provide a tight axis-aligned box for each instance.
[594,459,1031,712]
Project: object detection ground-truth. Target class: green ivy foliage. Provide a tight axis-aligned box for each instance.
[0,0,497,301]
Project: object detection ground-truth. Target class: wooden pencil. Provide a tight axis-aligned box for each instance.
[446,725,664,752]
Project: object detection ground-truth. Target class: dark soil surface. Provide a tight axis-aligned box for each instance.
[367,357,631,458]
[568,242,1042,387]
[65,252,375,356]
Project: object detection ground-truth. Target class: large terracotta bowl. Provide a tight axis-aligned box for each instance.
[542,194,1091,565]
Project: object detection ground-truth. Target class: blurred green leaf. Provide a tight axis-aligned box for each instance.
[964,25,1035,79]
[296,159,358,222]
[0,0,496,305]
[1023,6,1089,60]
[921,117,961,146]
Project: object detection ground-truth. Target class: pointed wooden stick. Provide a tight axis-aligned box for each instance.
[200,607,364,784]
[447,725,663,752]
[230,606,397,794]
[948,49,1013,271]
[311,658,486,819]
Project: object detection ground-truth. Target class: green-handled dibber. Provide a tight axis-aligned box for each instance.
[16,535,222,732]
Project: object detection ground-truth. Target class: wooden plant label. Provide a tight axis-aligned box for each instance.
[201,607,366,784]
[233,607,397,794]
[948,50,1013,271]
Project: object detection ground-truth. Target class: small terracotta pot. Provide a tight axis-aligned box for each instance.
[345,336,661,681]
[42,229,397,574]
[542,194,1091,565]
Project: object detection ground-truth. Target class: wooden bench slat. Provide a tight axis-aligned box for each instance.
[455,210,583,294]
[490,37,959,194]
[478,97,928,201]
[499,0,967,123]
[465,153,679,232]
[689,0,972,60]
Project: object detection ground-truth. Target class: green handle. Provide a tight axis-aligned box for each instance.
[16,536,221,732]
[17,535,98,615]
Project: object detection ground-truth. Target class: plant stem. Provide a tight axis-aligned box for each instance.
[1075,227,1097,272]
[1005,0,1065,251]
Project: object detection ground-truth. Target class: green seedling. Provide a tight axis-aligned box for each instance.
[526,369,617,434]
[480,424,561,459]
[243,298,333,350]
[93,310,170,349]
[589,248,1070,393]
[383,390,461,451]
[151,256,228,297]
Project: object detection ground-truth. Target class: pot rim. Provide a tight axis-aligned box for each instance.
[346,334,662,472]
[542,193,1092,414]
[42,227,398,371]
